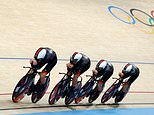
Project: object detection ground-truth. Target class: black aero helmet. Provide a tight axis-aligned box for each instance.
[96,59,108,73]
[34,48,47,62]
[122,63,133,76]
[70,52,82,64]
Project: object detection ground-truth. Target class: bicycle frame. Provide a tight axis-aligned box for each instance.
[12,67,38,103]
[75,75,101,104]
[48,72,72,105]
[12,66,50,103]
[101,77,124,103]
[78,75,98,97]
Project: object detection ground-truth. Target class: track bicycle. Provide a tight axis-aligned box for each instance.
[101,77,129,103]
[75,75,101,104]
[75,75,107,104]
[48,72,82,105]
[48,72,72,105]
[64,76,82,105]
[12,66,50,103]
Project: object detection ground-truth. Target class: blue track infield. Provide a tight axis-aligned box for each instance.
[17,108,154,115]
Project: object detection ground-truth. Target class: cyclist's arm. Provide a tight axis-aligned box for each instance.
[66,63,74,76]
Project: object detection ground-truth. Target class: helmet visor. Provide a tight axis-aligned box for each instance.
[70,58,78,64]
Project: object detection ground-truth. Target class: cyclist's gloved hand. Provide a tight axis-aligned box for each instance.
[92,69,98,77]
[30,59,37,70]
[31,64,37,69]
[67,66,71,71]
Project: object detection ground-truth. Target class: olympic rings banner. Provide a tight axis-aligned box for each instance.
[107,6,154,34]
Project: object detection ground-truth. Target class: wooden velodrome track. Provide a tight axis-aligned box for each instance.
[0,0,154,114]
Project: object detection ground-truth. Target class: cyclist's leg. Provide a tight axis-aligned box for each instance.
[92,67,113,96]
[77,59,90,86]
[72,59,90,90]
[79,58,91,76]
[122,73,139,93]
[122,67,139,92]
[97,66,114,92]
[41,56,57,84]
[36,57,57,92]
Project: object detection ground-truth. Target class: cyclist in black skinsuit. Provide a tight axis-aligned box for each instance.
[118,63,140,94]
[91,59,114,96]
[66,52,91,91]
[29,47,57,94]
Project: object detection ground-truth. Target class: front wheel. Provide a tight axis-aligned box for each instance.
[88,82,105,104]
[12,75,34,103]
[75,79,95,104]
[48,81,62,105]
[65,82,82,105]
[65,94,74,105]
[101,84,117,103]
[114,89,129,103]
[88,88,101,103]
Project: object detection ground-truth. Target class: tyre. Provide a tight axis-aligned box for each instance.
[65,94,74,105]
[48,82,62,105]
[80,81,94,97]
[101,85,117,103]
[65,82,81,105]
[75,79,94,103]
[61,80,70,98]
[115,90,127,103]
[12,75,33,103]
[88,88,100,103]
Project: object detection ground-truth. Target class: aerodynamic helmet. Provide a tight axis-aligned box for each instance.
[70,52,82,64]
[34,48,47,62]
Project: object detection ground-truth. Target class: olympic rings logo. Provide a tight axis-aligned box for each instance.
[108,6,154,34]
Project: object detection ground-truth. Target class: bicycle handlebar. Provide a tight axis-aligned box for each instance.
[112,77,126,84]
[23,66,31,69]
[23,66,45,75]
[112,77,124,81]
[86,75,102,82]
[59,72,83,82]
[112,77,121,80]
[59,72,66,74]
[86,75,92,77]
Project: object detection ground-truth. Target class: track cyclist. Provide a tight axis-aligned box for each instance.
[28,47,57,95]
[117,63,140,98]
[92,59,114,94]
[66,52,91,94]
